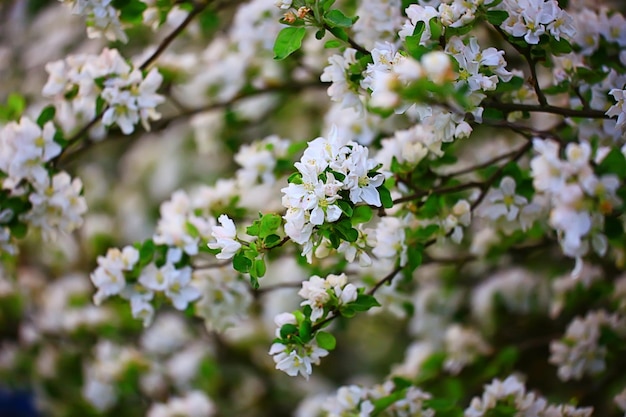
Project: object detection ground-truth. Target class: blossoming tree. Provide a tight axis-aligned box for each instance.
[1,0,626,415]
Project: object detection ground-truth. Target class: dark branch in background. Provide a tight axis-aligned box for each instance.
[57,80,326,167]
[479,118,565,143]
[492,25,547,106]
[322,23,370,55]
[440,146,528,179]
[155,80,326,129]
[55,0,211,164]
[139,1,210,71]
[482,100,609,119]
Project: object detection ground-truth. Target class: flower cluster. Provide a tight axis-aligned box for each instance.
[549,310,626,381]
[0,117,87,245]
[497,0,576,44]
[43,47,164,136]
[82,340,145,411]
[269,312,329,380]
[477,176,540,234]
[59,0,127,42]
[90,244,201,326]
[323,380,434,417]
[269,273,373,379]
[530,139,621,264]
[465,375,593,417]
[298,273,358,321]
[147,391,216,417]
[281,127,386,261]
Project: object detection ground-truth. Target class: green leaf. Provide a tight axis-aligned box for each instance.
[315,331,336,350]
[36,106,56,127]
[299,320,312,342]
[287,172,303,184]
[494,76,524,94]
[351,205,372,225]
[273,27,307,60]
[9,222,28,239]
[334,220,358,242]
[406,244,423,272]
[605,216,624,239]
[413,224,439,240]
[349,293,380,312]
[246,222,260,237]
[324,40,342,49]
[549,37,573,55]
[264,234,282,248]
[112,0,147,23]
[486,10,508,26]
[233,252,252,274]
[482,107,505,121]
[412,20,426,38]
[337,200,354,217]
[198,10,219,36]
[319,0,336,13]
[139,240,155,266]
[325,9,355,28]
[0,93,26,121]
[280,323,298,339]
[260,213,282,238]
[597,148,626,180]
[405,36,431,60]
[326,25,349,42]
[423,398,457,412]
[252,258,266,279]
[378,185,393,209]
[372,391,406,414]
[428,17,443,40]
[576,67,607,84]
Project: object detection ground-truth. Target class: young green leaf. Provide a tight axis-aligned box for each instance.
[351,205,372,225]
[325,9,355,28]
[273,27,307,60]
[36,106,56,127]
[315,331,336,350]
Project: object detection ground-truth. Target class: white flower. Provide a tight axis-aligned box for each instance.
[371,216,408,267]
[269,341,329,380]
[24,172,88,240]
[274,0,292,9]
[607,88,626,129]
[208,214,241,259]
[0,118,61,187]
[138,250,201,311]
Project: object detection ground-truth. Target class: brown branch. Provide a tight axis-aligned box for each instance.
[482,100,609,119]
[55,0,210,163]
[57,80,325,166]
[139,1,209,71]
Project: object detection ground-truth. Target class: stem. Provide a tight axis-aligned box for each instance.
[482,101,609,119]
[139,1,209,71]
[58,80,325,166]
[55,0,210,164]
[322,23,370,55]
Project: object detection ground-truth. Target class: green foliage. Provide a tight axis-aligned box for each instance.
[111,0,147,24]
[0,93,26,121]
[273,27,307,60]
[36,105,56,127]
[324,9,356,28]
[486,10,508,26]
[315,331,336,350]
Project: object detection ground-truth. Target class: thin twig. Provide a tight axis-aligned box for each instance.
[482,100,609,119]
